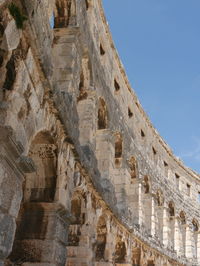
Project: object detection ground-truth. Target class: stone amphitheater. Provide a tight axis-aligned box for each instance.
[0,0,200,265]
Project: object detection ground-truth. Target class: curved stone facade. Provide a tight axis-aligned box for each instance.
[0,0,200,265]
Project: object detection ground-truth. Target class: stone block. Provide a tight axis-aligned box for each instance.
[0,213,16,260]
[1,20,20,51]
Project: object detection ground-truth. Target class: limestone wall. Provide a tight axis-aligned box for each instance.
[0,0,199,265]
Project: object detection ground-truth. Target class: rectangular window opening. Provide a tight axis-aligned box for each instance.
[198,192,200,203]
[152,147,157,155]
[164,161,168,167]
[100,43,105,55]
[128,107,133,118]
[175,173,180,189]
[187,184,191,196]
[114,79,120,92]
[141,129,145,138]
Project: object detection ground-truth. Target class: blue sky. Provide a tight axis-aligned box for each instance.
[102,0,200,173]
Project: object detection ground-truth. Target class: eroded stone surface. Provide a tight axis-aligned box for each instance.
[0,0,200,266]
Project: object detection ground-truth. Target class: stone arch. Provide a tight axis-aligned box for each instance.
[142,176,152,234]
[179,211,186,256]
[192,219,199,258]
[54,0,76,28]
[143,176,150,194]
[132,247,141,266]
[24,131,57,202]
[128,156,138,181]
[180,211,186,225]
[168,201,175,249]
[95,215,107,261]
[155,190,164,243]
[77,56,93,101]
[68,191,86,246]
[98,98,108,130]
[168,201,175,217]
[155,190,163,207]
[71,191,86,225]
[147,260,155,266]
[114,237,127,263]
[8,131,60,263]
[85,0,89,10]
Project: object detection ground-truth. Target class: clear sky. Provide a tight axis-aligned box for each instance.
[102,0,200,174]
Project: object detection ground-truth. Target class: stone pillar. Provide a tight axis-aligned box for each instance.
[185,225,193,259]
[105,230,115,264]
[151,197,156,237]
[162,205,169,247]
[142,192,152,235]
[197,232,200,264]
[138,183,143,227]
[0,126,35,265]
[77,91,96,146]
[95,129,114,180]
[174,218,180,255]
[125,239,132,265]
[9,203,71,265]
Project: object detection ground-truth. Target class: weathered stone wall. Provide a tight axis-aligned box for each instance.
[0,0,200,265]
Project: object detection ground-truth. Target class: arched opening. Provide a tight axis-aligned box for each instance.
[54,0,76,28]
[9,131,58,263]
[114,238,126,263]
[95,216,107,261]
[155,191,164,242]
[24,131,57,202]
[156,191,163,207]
[142,176,152,234]
[68,192,86,246]
[179,211,186,256]
[168,202,175,217]
[132,247,141,266]
[168,201,175,249]
[147,260,155,266]
[77,57,92,101]
[192,219,199,258]
[128,156,138,181]
[115,133,123,166]
[143,176,150,194]
[85,0,89,10]
[98,98,108,130]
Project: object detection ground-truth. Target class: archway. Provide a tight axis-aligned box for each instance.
[8,131,68,264]
[98,98,108,130]
[128,156,138,181]
[68,191,86,246]
[115,132,123,166]
[192,219,199,259]
[95,216,107,261]
[114,237,126,263]
[179,211,186,256]
[54,0,76,28]
[168,201,175,249]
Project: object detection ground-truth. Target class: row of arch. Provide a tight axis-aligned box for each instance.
[75,61,200,262]
[68,189,158,265]
[6,128,161,265]
[51,4,200,264]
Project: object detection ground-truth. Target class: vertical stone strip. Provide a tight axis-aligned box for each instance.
[138,183,143,227]
[151,197,156,237]
[162,204,169,247]
[197,232,200,264]
[185,225,193,259]
[174,218,180,255]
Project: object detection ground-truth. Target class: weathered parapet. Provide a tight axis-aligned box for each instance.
[0,0,200,265]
